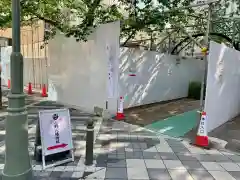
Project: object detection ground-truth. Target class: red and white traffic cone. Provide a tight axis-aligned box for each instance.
[27,82,33,94]
[195,111,209,148]
[115,96,125,120]
[41,84,47,97]
[7,79,10,89]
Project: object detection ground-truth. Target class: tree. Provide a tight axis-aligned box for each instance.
[0,0,124,40]
[0,0,205,41]
[0,0,239,45]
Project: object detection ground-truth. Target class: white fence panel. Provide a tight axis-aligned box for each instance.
[205,41,240,132]
[47,21,120,113]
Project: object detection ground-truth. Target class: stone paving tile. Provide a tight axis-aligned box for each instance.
[126,159,146,168]
[200,162,225,171]
[228,155,240,162]
[144,159,165,169]
[194,154,231,162]
[147,168,172,180]
[107,159,126,168]
[208,170,236,180]
[188,170,215,180]
[163,160,186,170]
[126,151,143,159]
[228,171,240,180]
[105,167,127,179]
[177,153,198,161]
[181,160,205,170]
[84,167,106,179]
[168,169,194,180]
[160,152,179,160]
[218,162,240,171]
[127,167,149,180]
[143,151,161,159]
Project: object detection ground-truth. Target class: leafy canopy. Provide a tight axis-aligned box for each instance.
[0,0,239,43]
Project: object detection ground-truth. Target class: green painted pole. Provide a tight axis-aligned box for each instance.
[199,3,212,111]
[2,0,33,179]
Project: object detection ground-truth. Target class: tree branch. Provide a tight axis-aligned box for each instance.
[122,30,136,46]
[83,0,102,27]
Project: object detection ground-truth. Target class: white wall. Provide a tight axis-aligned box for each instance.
[205,41,240,132]
[47,21,120,113]
[47,21,204,113]
[119,48,204,108]
[0,46,11,86]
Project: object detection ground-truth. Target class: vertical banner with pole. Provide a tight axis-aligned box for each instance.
[200,3,212,111]
[106,35,120,113]
[106,44,114,99]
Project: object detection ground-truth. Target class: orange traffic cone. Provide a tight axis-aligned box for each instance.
[195,111,209,148]
[41,84,47,97]
[27,82,33,94]
[7,79,10,89]
[115,96,125,120]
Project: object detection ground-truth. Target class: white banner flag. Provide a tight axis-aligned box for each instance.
[107,44,114,98]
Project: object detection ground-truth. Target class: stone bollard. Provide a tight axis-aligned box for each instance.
[94,106,103,117]
[85,118,94,165]
[34,120,42,161]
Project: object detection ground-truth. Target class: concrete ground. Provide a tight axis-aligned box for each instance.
[124,98,200,138]
[1,92,240,179]
[30,118,240,180]
[208,115,240,153]
[124,98,200,127]
[183,113,240,154]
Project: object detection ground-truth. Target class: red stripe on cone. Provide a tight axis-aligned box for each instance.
[115,96,124,120]
[41,84,47,97]
[7,79,10,89]
[27,82,33,94]
[116,112,125,120]
[195,135,209,147]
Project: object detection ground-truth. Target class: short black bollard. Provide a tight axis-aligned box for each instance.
[34,120,42,161]
[85,118,94,165]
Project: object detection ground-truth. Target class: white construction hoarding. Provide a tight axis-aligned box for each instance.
[47,21,120,113]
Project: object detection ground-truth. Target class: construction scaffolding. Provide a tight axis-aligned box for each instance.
[0,20,48,91]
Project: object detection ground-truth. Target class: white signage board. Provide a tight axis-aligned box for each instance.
[38,108,74,169]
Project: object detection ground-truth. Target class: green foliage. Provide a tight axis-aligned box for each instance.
[0,0,124,41]
[0,0,239,43]
[188,81,206,100]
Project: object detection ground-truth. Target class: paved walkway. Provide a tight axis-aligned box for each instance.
[1,98,240,179]
[34,117,240,180]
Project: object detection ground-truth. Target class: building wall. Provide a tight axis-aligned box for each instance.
[0,21,46,58]
[0,21,48,89]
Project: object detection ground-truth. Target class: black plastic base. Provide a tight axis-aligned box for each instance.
[34,147,71,162]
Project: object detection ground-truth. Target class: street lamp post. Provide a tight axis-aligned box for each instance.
[2,0,33,179]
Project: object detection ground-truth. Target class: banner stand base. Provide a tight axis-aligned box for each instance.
[42,149,74,170]
[34,146,74,170]
[35,146,71,162]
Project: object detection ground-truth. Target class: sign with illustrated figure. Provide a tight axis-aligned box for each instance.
[38,108,74,169]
